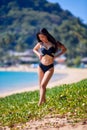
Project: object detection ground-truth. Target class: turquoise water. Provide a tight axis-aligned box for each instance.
[0,71,67,94]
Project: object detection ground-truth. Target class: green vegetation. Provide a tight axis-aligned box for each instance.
[0,0,87,66]
[0,79,87,127]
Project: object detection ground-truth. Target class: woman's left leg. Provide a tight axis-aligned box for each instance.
[39,67,54,105]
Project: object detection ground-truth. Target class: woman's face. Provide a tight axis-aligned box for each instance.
[38,34,48,43]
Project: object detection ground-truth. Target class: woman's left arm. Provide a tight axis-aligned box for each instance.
[55,42,67,58]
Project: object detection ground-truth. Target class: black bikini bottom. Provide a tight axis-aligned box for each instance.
[39,62,54,73]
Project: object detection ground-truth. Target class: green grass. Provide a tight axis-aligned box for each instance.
[0,79,87,127]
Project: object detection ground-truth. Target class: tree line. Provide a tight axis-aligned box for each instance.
[0,0,87,66]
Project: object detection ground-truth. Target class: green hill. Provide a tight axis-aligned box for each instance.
[0,0,87,66]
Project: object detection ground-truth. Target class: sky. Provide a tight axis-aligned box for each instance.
[47,0,87,24]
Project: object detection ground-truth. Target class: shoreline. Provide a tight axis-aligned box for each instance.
[0,66,87,98]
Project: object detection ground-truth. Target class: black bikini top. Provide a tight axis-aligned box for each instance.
[40,43,56,57]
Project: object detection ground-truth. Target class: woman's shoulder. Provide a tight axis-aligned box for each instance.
[36,42,42,45]
[36,42,43,48]
[38,42,44,47]
[37,42,43,45]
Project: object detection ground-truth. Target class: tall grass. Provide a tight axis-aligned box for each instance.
[0,79,87,127]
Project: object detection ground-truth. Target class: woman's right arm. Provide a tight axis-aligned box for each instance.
[33,43,41,59]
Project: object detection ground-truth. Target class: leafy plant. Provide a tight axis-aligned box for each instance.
[0,79,87,127]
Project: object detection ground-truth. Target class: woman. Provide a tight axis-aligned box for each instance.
[33,28,67,106]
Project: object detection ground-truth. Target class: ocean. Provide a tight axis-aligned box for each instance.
[0,71,66,95]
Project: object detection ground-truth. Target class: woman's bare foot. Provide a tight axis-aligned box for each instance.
[38,98,46,106]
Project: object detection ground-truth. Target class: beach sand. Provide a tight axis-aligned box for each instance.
[0,66,87,97]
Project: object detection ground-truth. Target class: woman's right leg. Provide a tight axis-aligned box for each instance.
[38,66,45,105]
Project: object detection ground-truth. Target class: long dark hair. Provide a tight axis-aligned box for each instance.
[36,28,58,52]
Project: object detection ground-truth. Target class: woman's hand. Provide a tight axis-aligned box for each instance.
[54,43,67,58]
[39,54,42,60]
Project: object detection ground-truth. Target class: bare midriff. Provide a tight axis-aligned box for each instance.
[40,55,54,65]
